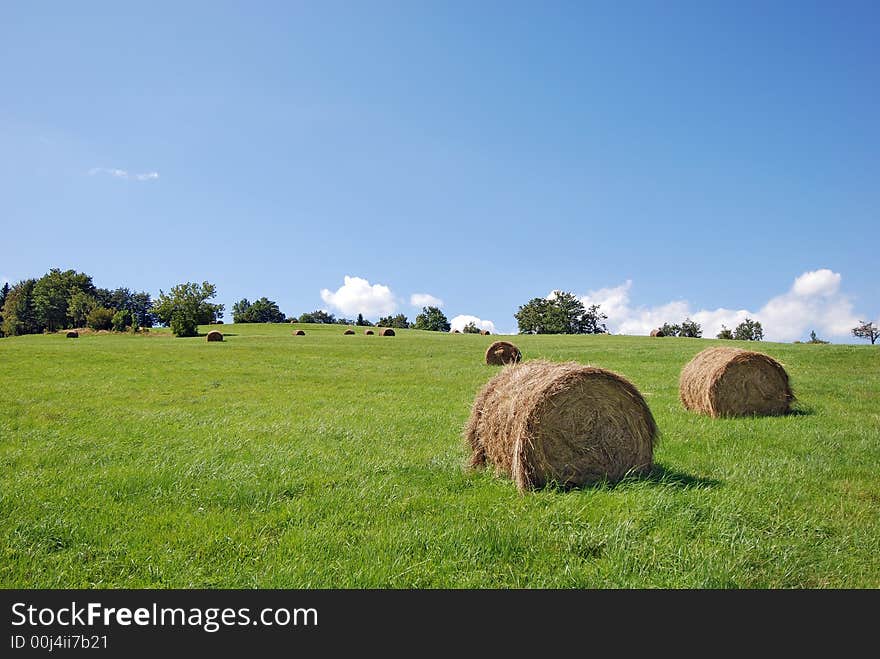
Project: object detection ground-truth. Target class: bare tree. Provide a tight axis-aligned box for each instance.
[852,320,879,345]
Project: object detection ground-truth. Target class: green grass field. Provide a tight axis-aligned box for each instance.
[1,324,878,588]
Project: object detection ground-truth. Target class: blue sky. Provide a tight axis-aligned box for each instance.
[2,1,877,340]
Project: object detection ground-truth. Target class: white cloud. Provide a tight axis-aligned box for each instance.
[450,314,497,334]
[410,293,443,308]
[792,268,840,297]
[89,168,159,181]
[574,269,863,342]
[320,276,397,318]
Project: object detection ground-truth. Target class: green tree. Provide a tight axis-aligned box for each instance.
[807,330,829,345]
[86,306,115,331]
[233,297,286,323]
[515,292,606,334]
[94,287,131,313]
[356,313,366,326]
[0,281,10,337]
[129,291,155,328]
[716,325,734,340]
[298,309,335,324]
[679,318,702,338]
[659,322,681,337]
[232,298,252,322]
[413,306,450,332]
[68,290,98,328]
[378,314,410,329]
[733,318,764,341]
[851,321,879,345]
[111,309,131,332]
[581,303,608,334]
[462,321,481,334]
[33,268,95,331]
[1,279,40,336]
[514,298,552,334]
[152,281,224,337]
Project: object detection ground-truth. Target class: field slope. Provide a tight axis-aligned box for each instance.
[1,324,878,587]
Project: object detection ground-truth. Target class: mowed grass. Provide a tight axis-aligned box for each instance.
[1,324,878,588]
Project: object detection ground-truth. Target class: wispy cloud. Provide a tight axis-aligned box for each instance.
[89,168,159,181]
[410,293,443,308]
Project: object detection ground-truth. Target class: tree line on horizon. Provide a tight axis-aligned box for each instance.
[1,270,877,343]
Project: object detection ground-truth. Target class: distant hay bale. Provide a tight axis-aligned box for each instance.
[364,329,374,335]
[379,328,395,336]
[66,331,78,338]
[465,360,657,491]
[452,330,461,334]
[344,329,355,335]
[206,330,223,342]
[485,340,522,366]
[293,329,306,336]
[650,328,664,337]
[480,330,491,335]
[679,346,793,417]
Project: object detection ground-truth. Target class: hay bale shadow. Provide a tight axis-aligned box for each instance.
[786,406,815,417]
[537,462,721,493]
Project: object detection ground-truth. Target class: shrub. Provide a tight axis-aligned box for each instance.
[86,306,115,331]
[111,309,131,332]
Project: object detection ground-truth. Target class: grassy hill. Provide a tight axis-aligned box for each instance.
[1,324,878,587]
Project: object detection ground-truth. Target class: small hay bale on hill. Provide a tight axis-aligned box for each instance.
[480,330,491,335]
[344,329,355,335]
[206,330,223,342]
[485,340,522,366]
[66,331,79,338]
[679,346,793,417]
[650,328,664,337]
[379,328,395,336]
[452,329,461,334]
[293,329,306,336]
[364,329,374,335]
[465,360,657,491]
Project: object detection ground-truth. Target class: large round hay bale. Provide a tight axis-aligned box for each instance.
[650,328,664,337]
[465,360,656,491]
[206,330,223,342]
[344,329,355,335]
[480,330,491,335]
[379,328,395,336]
[679,346,793,417]
[485,340,522,366]
[364,329,374,335]
[293,329,306,336]
[66,331,78,338]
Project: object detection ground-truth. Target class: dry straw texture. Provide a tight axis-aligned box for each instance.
[485,340,522,366]
[465,360,657,491]
[379,328,395,336]
[66,331,79,338]
[344,329,355,335]
[679,346,793,417]
[206,330,223,342]
[650,329,664,337]
[293,329,306,336]
[364,329,374,335]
